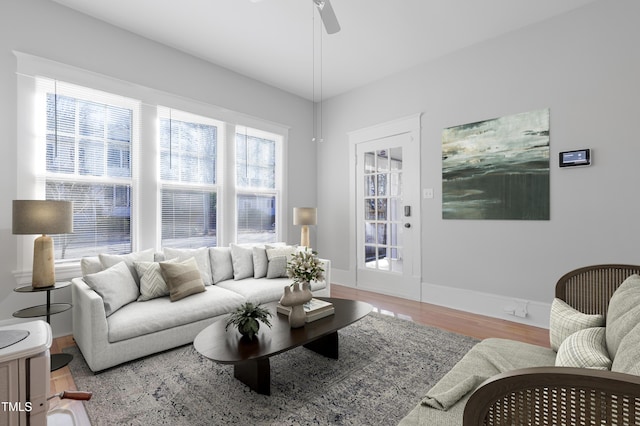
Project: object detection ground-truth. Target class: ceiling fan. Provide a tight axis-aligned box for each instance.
[313,0,341,34]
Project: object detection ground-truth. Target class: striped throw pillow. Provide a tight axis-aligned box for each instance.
[160,257,206,302]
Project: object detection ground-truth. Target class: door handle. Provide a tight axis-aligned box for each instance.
[404,223,411,228]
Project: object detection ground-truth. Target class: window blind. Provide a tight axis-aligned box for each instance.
[159,107,220,248]
[235,126,280,244]
[37,78,140,260]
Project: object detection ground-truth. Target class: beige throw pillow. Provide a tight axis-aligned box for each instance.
[163,247,213,286]
[160,257,205,302]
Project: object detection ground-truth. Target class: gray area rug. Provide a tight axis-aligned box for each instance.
[66,313,478,425]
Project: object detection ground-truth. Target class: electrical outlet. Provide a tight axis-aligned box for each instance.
[423,188,434,199]
[504,300,529,318]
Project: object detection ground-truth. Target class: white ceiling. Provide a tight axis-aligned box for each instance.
[52,0,599,101]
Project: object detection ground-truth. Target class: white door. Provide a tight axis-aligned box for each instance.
[354,122,421,300]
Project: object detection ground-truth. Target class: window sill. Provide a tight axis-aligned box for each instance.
[13,261,82,286]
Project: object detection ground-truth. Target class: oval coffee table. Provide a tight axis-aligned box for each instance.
[194,297,372,395]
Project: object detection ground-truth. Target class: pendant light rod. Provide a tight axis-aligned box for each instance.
[312,5,324,143]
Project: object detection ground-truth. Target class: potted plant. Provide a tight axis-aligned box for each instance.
[225,302,272,340]
[286,248,325,286]
[281,248,325,327]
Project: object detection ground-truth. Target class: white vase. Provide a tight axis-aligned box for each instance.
[280,282,313,328]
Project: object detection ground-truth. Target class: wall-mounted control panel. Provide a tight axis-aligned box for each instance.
[559,149,591,167]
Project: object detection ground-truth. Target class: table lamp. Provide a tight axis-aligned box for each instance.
[293,207,317,248]
[12,200,73,288]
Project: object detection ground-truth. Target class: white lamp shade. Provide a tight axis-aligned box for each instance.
[13,200,73,235]
[293,207,317,226]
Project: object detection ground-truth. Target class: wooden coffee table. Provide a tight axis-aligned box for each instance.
[193,297,372,395]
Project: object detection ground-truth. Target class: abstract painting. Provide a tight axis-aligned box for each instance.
[442,109,550,220]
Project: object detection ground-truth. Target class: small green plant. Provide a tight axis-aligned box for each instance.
[225,302,272,340]
[286,248,325,286]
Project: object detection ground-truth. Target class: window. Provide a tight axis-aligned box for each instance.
[40,79,139,260]
[235,127,281,244]
[159,108,220,248]
[20,56,288,274]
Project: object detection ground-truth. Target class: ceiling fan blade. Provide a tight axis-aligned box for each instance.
[314,0,341,34]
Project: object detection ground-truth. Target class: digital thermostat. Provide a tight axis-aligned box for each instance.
[559,149,591,167]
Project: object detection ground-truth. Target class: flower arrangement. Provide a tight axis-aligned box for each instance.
[286,248,325,286]
[225,302,272,340]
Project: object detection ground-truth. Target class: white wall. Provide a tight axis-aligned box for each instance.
[318,0,640,327]
[0,0,315,336]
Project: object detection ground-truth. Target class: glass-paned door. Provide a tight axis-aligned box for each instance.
[363,147,403,272]
[355,131,421,300]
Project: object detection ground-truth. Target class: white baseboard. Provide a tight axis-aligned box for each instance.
[331,268,355,288]
[422,282,550,329]
[330,267,550,330]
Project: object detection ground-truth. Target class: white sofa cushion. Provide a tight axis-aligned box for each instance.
[163,247,213,286]
[216,276,326,305]
[230,243,254,280]
[549,298,604,351]
[555,327,611,370]
[99,248,155,285]
[106,285,245,343]
[84,261,139,316]
[252,246,269,278]
[80,256,103,276]
[209,247,234,284]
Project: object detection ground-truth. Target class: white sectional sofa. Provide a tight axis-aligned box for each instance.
[71,244,330,372]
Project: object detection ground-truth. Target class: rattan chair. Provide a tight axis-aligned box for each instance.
[462,264,640,426]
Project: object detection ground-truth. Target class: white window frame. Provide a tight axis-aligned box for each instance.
[158,107,223,248]
[14,51,289,283]
[234,125,283,244]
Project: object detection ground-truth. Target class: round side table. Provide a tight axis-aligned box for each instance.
[13,282,73,371]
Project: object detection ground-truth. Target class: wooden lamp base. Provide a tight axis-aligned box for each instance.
[300,225,310,248]
[32,234,56,288]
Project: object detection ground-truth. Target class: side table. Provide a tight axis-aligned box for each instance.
[13,282,73,371]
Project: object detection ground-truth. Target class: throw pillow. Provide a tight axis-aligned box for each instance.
[611,322,640,376]
[555,327,611,370]
[253,246,268,278]
[160,257,206,302]
[266,256,288,279]
[134,259,177,301]
[99,248,155,286]
[163,247,213,286]
[549,298,605,351]
[84,261,139,316]
[230,244,254,280]
[605,274,640,359]
[80,256,103,276]
[209,247,234,284]
[265,245,297,279]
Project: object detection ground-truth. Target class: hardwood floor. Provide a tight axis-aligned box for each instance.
[48,284,549,423]
[330,284,550,347]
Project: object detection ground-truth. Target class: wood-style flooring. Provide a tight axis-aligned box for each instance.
[48,284,549,423]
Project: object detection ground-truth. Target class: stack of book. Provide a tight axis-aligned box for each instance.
[277,298,335,323]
